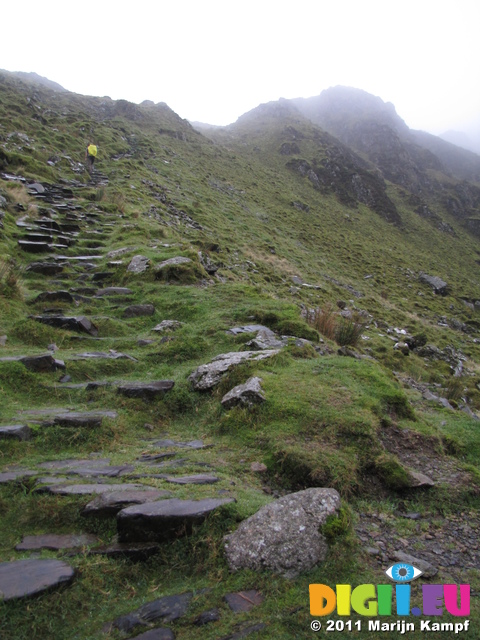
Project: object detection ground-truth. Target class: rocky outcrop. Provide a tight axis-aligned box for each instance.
[221,377,265,409]
[189,350,280,391]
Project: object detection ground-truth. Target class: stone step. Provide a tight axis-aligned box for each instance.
[0,425,32,441]
[0,559,75,601]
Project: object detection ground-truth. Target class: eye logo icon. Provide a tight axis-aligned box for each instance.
[385,563,423,582]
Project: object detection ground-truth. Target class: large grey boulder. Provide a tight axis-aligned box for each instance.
[221,377,266,409]
[224,488,340,579]
[189,350,280,391]
[127,254,150,274]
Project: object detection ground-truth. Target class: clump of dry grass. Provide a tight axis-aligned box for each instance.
[307,303,365,347]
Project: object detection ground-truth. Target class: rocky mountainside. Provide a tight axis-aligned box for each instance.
[0,71,479,639]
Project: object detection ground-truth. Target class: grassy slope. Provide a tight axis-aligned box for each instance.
[0,72,479,638]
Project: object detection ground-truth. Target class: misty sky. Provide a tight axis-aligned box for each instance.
[1,0,479,137]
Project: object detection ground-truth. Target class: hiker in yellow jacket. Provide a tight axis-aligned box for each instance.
[85,142,97,174]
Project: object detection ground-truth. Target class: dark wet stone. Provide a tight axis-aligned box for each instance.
[117,381,175,400]
[0,470,37,484]
[220,623,266,639]
[87,541,160,561]
[151,439,205,449]
[107,592,192,634]
[37,483,146,496]
[137,453,177,463]
[26,262,64,275]
[0,425,32,441]
[31,315,99,336]
[82,489,172,518]
[128,629,174,640]
[138,339,155,346]
[53,411,117,428]
[194,608,221,626]
[123,304,155,318]
[15,533,98,551]
[95,287,133,296]
[0,558,75,601]
[225,590,264,613]
[18,240,51,253]
[164,474,219,485]
[20,354,64,372]
[117,498,235,543]
[91,271,114,282]
[33,290,75,304]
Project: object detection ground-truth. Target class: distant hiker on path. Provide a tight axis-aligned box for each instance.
[85,142,97,174]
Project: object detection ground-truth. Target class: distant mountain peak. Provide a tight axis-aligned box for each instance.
[9,71,67,93]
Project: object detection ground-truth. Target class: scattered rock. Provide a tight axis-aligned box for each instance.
[37,483,147,496]
[31,315,99,336]
[393,551,438,578]
[15,533,98,551]
[163,474,219,485]
[123,303,155,318]
[224,488,340,578]
[117,497,235,543]
[127,254,150,274]
[221,377,266,409]
[105,592,192,634]
[117,381,175,400]
[95,287,133,296]
[189,350,280,391]
[0,559,75,601]
[19,354,65,372]
[194,608,221,626]
[53,411,117,428]
[224,590,264,613]
[0,425,32,441]
[152,320,184,332]
[419,273,448,296]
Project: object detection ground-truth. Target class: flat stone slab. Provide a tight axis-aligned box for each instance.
[155,256,192,272]
[0,354,66,372]
[0,470,37,484]
[88,541,161,561]
[227,324,274,336]
[106,592,192,634]
[53,411,117,428]
[117,497,235,542]
[37,483,147,496]
[164,474,219,485]
[15,533,98,551]
[221,377,265,409]
[117,381,175,400]
[189,350,280,391]
[82,489,172,518]
[26,262,64,275]
[73,351,137,361]
[65,464,134,478]
[0,558,75,601]
[0,425,32,441]
[37,458,111,470]
[224,590,264,613]
[95,287,133,296]
[33,291,75,304]
[31,315,99,336]
[151,439,205,449]
[123,303,155,318]
[151,320,184,332]
[129,628,175,640]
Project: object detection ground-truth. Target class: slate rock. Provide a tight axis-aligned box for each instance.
[37,458,111,470]
[164,474,219,485]
[37,483,147,496]
[151,439,205,450]
[419,272,448,295]
[107,592,192,634]
[117,497,235,542]
[393,551,438,578]
[127,254,150,274]
[53,411,116,428]
[31,315,99,336]
[117,381,175,400]
[225,590,264,612]
[406,469,435,488]
[33,290,75,304]
[155,256,192,273]
[189,350,280,391]
[88,541,161,561]
[152,320,184,332]
[0,425,32,441]
[0,558,75,601]
[15,533,98,551]
[0,470,37,484]
[82,489,172,518]
[26,262,64,275]
[220,623,266,640]
[224,488,341,578]
[123,303,155,318]
[194,608,221,626]
[127,628,174,640]
[221,377,265,409]
[95,286,133,296]
[20,354,65,372]
[227,324,273,336]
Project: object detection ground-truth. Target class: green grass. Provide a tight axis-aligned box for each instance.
[0,70,479,639]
